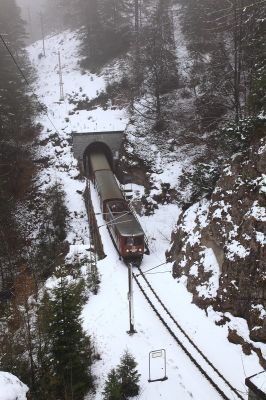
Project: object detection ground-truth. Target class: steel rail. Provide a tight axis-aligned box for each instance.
[137,267,244,400]
[134,270,244,400]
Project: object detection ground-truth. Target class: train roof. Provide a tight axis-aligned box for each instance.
[95,170,124,202]
[90,152,111,172]
[114,211,144,237]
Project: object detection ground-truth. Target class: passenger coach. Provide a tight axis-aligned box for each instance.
[89,152,145,261]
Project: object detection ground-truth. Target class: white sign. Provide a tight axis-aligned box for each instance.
[149,349,167,382]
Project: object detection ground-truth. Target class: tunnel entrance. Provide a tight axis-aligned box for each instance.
[83,142,114,177]
[72,130,124,175]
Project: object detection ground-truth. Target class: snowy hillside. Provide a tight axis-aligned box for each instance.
[0,372,28,400]
[27,30,265,399]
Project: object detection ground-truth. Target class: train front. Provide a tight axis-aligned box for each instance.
[117,212,145,261]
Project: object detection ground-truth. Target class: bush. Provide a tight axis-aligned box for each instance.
[190,162,220,201]
[221,117,264,154]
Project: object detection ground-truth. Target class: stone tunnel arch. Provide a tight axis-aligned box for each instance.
[83,141,114,176]
[72,131,124,176]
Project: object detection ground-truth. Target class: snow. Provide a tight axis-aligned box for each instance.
[256,231,266,246]
[247,201,266,222]
[197,248,220,298]
[26,29,266,400]
[223,165,233,176]
[226,240,250,261]
[27,30,127,136]
[0,372,28,400]
[251,305,266,320]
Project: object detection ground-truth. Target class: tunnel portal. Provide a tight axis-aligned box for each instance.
[72,130,124,175]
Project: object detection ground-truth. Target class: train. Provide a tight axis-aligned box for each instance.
[89,151,146,262]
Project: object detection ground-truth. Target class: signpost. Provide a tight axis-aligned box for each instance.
[148,349,168,382]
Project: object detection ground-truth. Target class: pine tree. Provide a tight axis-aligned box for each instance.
[102,351,140,400]
[181,0,266,126]
[79,0,132,69]
[34,182,69,280]
[0,0,36,293]
[45,266,94,399]
[47,181,68,242]
[87,262,101,295]
[117,351,140,398]
[140,0,178,129]
[102,368,123,400]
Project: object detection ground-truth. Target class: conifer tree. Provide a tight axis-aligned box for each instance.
[140,0,178,129]
[0,0,36,292]
[47,181,68,242]
[181,0,266,126]
[44,266,94,399]
[117,351,140,398]
[103,351,140,400]
[102,368,123,400]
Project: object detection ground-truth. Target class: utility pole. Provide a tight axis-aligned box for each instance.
[127,262,136,335]
[134,0,141,93]
[134,0,139,33]
[58,51,64,101]
[27,7,33,41]
[40,12,45,56]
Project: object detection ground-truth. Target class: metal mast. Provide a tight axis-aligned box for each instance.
[127,262,136,335]
[40,12,45,56]
[58,51,64,101]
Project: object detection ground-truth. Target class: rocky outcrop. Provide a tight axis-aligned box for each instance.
[168,133,266,342]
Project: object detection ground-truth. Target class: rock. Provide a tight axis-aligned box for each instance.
[168,133,266,349]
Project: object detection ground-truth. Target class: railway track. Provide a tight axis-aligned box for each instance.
[133,267,245,400]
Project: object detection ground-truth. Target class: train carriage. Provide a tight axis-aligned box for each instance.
[89,151,145,261]
[106,201,144,259]
[94,169,124,214]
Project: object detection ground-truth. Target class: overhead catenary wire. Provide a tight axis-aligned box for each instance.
[0,33,60,134]
[138,260,169,276]
[145,270,172,275]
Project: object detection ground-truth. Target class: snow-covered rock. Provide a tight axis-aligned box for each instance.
[0,372,28,400]
[169,134,266,345]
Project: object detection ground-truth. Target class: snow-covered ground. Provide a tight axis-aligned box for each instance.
[0,372,28,400]
[26,30,266,399]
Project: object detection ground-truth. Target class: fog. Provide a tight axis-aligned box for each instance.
[16,0,48,43]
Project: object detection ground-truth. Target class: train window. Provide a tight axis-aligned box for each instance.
[134,237,143,246]
[126,236,143,246]
[109,201,127,213]
[126,237,134,246]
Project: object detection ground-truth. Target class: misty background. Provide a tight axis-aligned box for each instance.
[15,0,72,43]
[16,0,46,43]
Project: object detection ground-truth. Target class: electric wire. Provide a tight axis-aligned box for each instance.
[138,260,168,275]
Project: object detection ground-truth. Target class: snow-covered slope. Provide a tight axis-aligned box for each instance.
[27,30,265,400]
[0,372,28,400]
